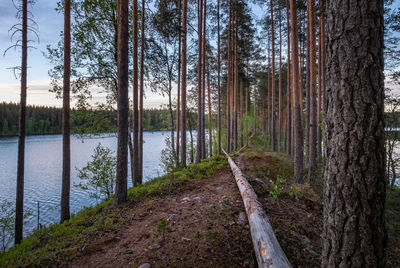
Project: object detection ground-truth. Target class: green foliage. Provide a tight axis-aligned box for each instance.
[129,155,227,200]
[75,143,116,201]
[156,218,171,239]
[0,201,14,252]
[160,135,178,173]
[269,177,287,203]
[0,201,32,252]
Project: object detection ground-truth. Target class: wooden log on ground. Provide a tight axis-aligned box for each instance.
[223,149,292,268]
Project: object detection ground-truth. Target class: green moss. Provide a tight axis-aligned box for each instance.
[0,155,227,267]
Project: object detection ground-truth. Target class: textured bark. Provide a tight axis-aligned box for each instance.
[322,0,386,266]
[233,10,238,151]
[195,0,203,163]
[290,0,303,183]
[180,0,187,166]
[217,0,221,155]
[132,0,140,186]
[308,0,317,180]
[138,0,145,183]
[61,0,71,223]
[15,0,28,244]
[114,0,129,205]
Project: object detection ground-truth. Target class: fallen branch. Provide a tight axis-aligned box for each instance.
[223,149,292,268]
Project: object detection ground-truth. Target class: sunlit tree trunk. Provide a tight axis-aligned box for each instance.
[114,0,130,205]
[323,0,386,265]
[61,0,71,223]
[15,0,28,244]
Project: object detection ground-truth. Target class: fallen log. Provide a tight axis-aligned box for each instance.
[223,149,292,268]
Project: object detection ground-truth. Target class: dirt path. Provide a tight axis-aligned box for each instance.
[67,168,255,268]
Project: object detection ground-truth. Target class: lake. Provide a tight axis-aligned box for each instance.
[0,132,170,241]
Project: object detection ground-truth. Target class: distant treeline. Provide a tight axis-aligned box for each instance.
[0,102,174,136]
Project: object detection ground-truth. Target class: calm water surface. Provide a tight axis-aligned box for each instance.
[0,132,169,238]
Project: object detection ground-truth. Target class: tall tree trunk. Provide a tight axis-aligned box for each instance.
[270,0,276,151]
[305,18,311,165]
[307,0,317,180]
[132,0,139,186]
[201,0,207,158]
[278,2,282,152]
[180,0,187,166]
[15,0,28,244]
[61,0,71,223]
[176,0,181,164]
[114,0,129,205]
[207,70,212,157]
[233,9,238,151]
[217,0,221,155]
[226,3,232,152]
[322,0,386,266]
[317,0,324,157]
[195,0,203,163]
[290,0,303,183]
[138,0,145,184]
[286,0,292,155]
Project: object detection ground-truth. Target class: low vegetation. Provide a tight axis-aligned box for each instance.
[0,155,227,267]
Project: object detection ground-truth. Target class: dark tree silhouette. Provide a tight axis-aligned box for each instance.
[61,0,71,223]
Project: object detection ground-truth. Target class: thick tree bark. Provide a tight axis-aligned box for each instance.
[180,0,187,166]
[290,0,303,183]
[15,0,28,244]
[138,0,145,184]
[61,0,71,223]
[308,0,317,180]
[114,0,129,205]
[322,0,386,266]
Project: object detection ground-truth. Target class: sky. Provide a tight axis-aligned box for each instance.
[0,0,398,108]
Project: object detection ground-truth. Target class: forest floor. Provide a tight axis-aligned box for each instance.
[1,139,399,267]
